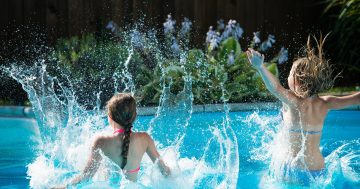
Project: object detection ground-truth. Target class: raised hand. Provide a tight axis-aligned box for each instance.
[246,48,264,69]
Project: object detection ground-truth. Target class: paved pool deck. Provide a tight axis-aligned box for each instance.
[0,102,359,117]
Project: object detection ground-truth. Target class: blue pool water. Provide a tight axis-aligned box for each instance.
[0,109,359,188]
[0,117,40,188]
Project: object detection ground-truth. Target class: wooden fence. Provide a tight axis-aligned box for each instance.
[0,0,325,46]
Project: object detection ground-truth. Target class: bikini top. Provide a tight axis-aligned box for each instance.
[113,128,140,173]
[289,129,322,135]
[281,110,322,135]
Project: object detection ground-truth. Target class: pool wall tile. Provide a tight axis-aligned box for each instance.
[203,104,224,112]
[192,105,205,112]
[0,106,23,116]
[137,106,158,116]
[1,103,359,117]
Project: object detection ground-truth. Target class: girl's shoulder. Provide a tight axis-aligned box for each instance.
[131,132,153,145]
[132,132,151,139]
[93,134,114,146]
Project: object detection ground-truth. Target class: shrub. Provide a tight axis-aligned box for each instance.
[52,16,288,107]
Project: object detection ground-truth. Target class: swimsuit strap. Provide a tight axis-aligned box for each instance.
[113,128,133,134]
[113,128,125,134]
[289,129,322,134]
[124,166,140,173]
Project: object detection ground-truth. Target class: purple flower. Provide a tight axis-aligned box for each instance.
[278,47,288,64]
[217,19,225,30]
[130,30,143,49]
[163,14,176,35]
[180,17,192,36]
[171,38,181,55]
[106,21,116,32]
[260,34,275,51]
[206,26,216,44]
[253,32,261,44]
[228,50,235,65]
[221,20,244,40]
[206,26,220,51]
[209,35,220,51]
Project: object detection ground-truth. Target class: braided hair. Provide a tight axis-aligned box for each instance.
[292,34,336,97]
[106,93,137,169]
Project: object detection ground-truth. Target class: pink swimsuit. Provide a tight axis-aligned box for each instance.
[113,128,140,173]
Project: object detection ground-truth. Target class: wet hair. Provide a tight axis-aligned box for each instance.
[291,34,336,97]
[106,93,137,169]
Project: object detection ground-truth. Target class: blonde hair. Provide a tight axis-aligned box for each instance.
[292,34,336,97]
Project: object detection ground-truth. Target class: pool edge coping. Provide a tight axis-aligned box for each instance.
[1,103,359,117]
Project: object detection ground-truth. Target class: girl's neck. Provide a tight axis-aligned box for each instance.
[110,121,124,131]
[112,123,124,131]
[113,127,125,134]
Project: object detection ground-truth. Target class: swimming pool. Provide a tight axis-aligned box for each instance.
[0,115,40,188]
[1,108,359,188]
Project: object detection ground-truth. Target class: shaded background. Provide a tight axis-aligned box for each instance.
[0,0,324,45]
[0,0,358,105]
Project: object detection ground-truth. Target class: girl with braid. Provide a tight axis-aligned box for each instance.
[58,93,171,187]
[246,35,360,185]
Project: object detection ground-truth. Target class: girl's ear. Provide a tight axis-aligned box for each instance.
[108,115,113,124]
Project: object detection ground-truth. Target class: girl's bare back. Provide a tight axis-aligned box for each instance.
[283,95,329,170]
[98,132,158,181]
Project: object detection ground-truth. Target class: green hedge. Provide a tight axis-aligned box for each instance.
[44,17,287,107]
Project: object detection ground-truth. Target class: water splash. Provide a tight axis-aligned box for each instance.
[113,48,135,94]
[243,111,360,188]
[1,22,240,188]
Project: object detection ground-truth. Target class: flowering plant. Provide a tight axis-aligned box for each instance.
[54,15,289,106]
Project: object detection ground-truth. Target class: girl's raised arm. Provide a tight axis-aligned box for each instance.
[246,49,299,108]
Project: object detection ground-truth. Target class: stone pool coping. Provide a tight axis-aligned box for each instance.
[0,103,359,117]
[0,106,35,118]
